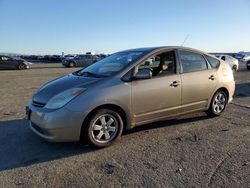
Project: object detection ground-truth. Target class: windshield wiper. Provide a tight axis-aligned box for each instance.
[74,71,101,78]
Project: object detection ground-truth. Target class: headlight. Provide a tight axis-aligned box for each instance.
[45,88,86,109]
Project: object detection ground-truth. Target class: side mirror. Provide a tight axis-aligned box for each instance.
[134,68,152,80]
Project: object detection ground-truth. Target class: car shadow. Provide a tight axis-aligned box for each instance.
[0,113,211,172]
[0,119,94,171]
[234,82,250,98]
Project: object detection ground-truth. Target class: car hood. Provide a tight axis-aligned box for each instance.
[33,74,100,104]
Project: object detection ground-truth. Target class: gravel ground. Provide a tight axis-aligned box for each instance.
[0,63,249,187]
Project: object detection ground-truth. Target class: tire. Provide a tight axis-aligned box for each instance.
[206,90,227,116]
[82,109,124,147]
[18,63,26,70]
[69,62,75,67]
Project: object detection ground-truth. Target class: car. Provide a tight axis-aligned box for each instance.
[216,55,239,71]
[232,53,244,62]
[0,55,30,70]
[62,54,101,67]
[242,55,250,62]
[247,60,250,70]
[27,46,235,147]
[232,53,250,62]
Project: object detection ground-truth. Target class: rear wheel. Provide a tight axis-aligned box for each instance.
[18,63,26,70]
[207,90,227,116]
[82,109,124,147]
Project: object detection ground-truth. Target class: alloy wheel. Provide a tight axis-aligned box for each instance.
[90,114,118,144]
[18,64,26,70]
[213,92,226,114]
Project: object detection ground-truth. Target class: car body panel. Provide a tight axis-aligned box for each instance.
[132,74,181,124]
[29,101,84,142]
[33,74,100,104]
[180,69,218,111]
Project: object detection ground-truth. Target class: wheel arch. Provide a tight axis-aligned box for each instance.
[217,87,229,102]
[80,103,129,140]
[17,62,26,70]
[209,87,229,107]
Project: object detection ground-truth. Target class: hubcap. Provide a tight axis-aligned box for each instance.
[213,93,226,114]
[19,64,25,69]
[90,114,118,144]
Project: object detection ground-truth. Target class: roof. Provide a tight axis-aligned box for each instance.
[119,46,208,54]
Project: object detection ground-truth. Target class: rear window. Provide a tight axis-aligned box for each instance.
[205,55,220,68]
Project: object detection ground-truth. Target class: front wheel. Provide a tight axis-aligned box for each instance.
[206,90,227,116]
[18,63,26,70]
[83,109,124,147]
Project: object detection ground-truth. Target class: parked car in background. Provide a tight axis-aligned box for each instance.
[216,55,239,71]
[27,46,235,147]
[232,53,250,62]
[42,55,61,62]
[62,54,101,67]
[0,55,29,70]
[242,55,250,62]
[247,60,250,70]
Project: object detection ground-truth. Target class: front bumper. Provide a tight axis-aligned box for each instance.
[27,103,85,142]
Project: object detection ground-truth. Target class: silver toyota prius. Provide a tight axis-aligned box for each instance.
[27,46,235,147]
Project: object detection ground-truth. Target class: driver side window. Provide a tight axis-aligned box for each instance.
[138,51,176,77]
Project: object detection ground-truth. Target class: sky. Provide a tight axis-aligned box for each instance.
[0,0,250,55]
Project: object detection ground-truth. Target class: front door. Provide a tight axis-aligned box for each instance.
[132,50,182,125]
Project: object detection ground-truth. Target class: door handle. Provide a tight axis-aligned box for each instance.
[170,81,180,87]
[208,75,216,80]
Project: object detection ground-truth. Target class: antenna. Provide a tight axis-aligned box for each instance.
[181,34,189,46]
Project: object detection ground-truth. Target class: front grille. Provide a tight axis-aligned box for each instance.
[32,100,46,108]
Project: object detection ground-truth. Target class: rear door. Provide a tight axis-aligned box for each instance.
[178,50,218,112]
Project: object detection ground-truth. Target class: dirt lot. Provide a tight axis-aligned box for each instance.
[0,63,249,187]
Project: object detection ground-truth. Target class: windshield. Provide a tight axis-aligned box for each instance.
[74,51,146,77]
